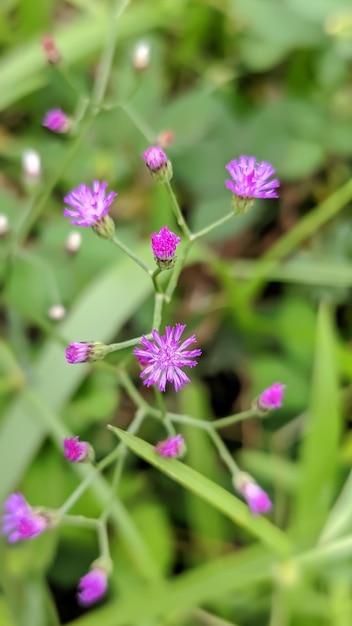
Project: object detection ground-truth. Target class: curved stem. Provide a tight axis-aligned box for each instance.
[111,235,150,275]
[164,180,192,240]
[165,240,192,303]
[190,211,234,241]
[213,409,259,430]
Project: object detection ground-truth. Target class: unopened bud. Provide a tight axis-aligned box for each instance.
[48,304,66,321]
[141,146,173,184]
[133,41,150,70]
[157,130,176,149]
[65,231,82,255]
[22,149,41,182]
[0,214,10,236]
[42,36,61,65]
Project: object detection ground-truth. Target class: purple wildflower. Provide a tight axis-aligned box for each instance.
[259,382,285,411]
[77,568,108,607]
[42,108,70,133]
[63,181,117,228]
[226,156,279,199]
[66,342,90,364]
[133,324,202,392]
[240,482,272,516]
[63,436,91,463]
[2,493,48,543]
[141,146,172,183]
[151,227,180,260]
[155,434,185,458]
[142,146,168,171]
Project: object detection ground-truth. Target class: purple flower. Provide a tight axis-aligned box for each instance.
[66,342,90,364]
[240,482,272,516]
[133,324,202,392]
[142,146,168,171]
[2,493,48,543]
[63,181,117,228]
[63,436,91,463]
[42,108,70,133]
[65,341,108,364]
[151,227,180,260]
[225,156,279,203]
[77,568,108,607]
[259,382,285,411]
[155,434,185,458]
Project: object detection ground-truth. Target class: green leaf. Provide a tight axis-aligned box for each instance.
[108,427,292,556]
[69,544,275,626]
[291,302,341,542]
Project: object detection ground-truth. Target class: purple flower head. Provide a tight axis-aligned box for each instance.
[2,493,48,543]
[259,382,285,411]
[77,568,108,607]
[66,342,90,364]
[65,341,108,364]
[63,181,117,228]
[151,227,180,260]
[64,436,92,463]
[133,324,202,392]
[225,156,279,213]
[155,434,185,458]
[241,482,272,516]
[142,146,168,171]
[42,108,70,133]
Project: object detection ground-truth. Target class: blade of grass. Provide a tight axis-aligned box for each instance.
[109,427,292,556]
[291,301,340,542]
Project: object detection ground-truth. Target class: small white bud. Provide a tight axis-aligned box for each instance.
[22,149,41,179]
[133,42,150,71]
[65,231,82,254]
[48,304,66,321]
[0,214,9,236]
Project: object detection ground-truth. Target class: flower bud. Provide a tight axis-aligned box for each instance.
[42,36,61,65]
[133,41,150,70]
[0,214,10,237]
[151,226,180,270]
[22,149,41,182]
[65,341,109,364]
[64,231,82,255]
[233,472,272,516]
[253,382,285,414]
[141,146,173,183]
[63,436,95,463]
[48,304,66,321]
[155,434,186,458]
[43,108,70,134]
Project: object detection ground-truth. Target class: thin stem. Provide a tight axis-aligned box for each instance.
[164,180,192,240]
[92,0,131,109]
[112,235,150,275]
[152,293,165,330]
[150,267,163,294]
[154,390,176,436]
[207,428,239,476]
[117,368,151,411]
[107,335,151,353]
[168,412,211,431]
[190,211,234,241]
[165,240,192,303]
[120,102,156,142]
[61,514,99,529]
[97,520,111,560]
[213,409,259,430]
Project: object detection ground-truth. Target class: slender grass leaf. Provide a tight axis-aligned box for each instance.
[291,301,340,542]
[109,427,292,556]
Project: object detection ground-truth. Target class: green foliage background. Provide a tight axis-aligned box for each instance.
[1,0,352,625]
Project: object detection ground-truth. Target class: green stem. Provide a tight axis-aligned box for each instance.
[97,520,111,560]
[107,335,151,353]
[120,103,156,142]
[117,368,151,411]
[164,180,192,240]
[165,240,192,303]
[91,0,131,109]
[61,514,99,529]
[167,412,211,431]
[207,428,240,476]
[112,235,150,275]
[190,211,234,241]
[150,267,163,294]
[154,390,176,436]
[212,409,259,430]
[152,293,165,330]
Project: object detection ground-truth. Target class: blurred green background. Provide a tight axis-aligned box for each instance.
[1,0,352,625]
